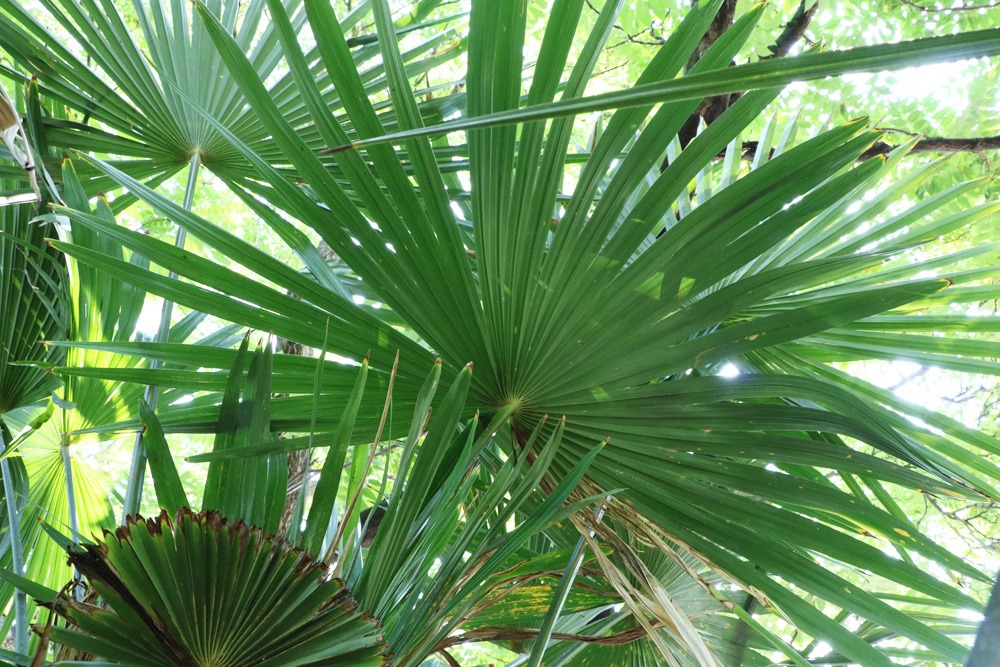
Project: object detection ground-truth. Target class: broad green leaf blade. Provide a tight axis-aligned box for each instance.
[139,398,190,514]
[330,28,1000,150]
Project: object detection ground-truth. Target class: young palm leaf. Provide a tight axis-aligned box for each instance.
[0,0,466,202]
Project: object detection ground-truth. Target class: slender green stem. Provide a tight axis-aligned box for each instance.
[61,435,85,600]
[1,423,28,655]
[122,153,201,520]
[525,502,607,667]
[61,439,78,537]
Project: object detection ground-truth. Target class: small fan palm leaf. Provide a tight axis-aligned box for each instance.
[46,508,389,667]
[0,190,66,416]
[0,0,466,199]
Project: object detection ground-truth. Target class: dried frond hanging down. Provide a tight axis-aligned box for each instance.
[0,88,39,204]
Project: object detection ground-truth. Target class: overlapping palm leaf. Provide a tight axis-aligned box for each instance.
[3,160,156,630]
[0,171,68,655]
[28,0,1000,663]
[0,166,129,653]
[39,341,610,667]
[0,158,240,657]
[0,0,466,202]
[0,188,64,417]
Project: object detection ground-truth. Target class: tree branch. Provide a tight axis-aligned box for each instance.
[435,623,659,651]
[763,2,819,60]
[675,1,817,151]
[678,0,739,148]
[586,0,668,48]
[733,134,1000,162]
[897,0,1000,12]
[689,0,738,65]
[858,135,1000,160]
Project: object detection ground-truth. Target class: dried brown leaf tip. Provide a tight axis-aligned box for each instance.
[0,95,18,132]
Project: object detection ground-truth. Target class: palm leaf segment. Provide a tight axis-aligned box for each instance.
[25,0,1000,663]
[49,508,389,667]
[0,189,65,417]
[0,0,461,199]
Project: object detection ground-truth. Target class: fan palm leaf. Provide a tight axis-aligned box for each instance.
[0,130,67,652]
[48,508,389,667]
[0,188,65,416]
[0,0,467,203]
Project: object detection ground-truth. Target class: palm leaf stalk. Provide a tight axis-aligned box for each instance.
[1,426,27,655]
[15,0,1000,663]
[122,152,202,520]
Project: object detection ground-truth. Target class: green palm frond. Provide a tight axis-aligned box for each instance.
[0,165,68,654]
[0,0,466,201]
[48,508,389,667]
[0,190,66,416]
[16,0,1000,664]
[41,345,608,667]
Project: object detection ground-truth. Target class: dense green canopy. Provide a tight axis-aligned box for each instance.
[1,1,999,665]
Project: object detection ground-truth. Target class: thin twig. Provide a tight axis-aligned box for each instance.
[585,0,667,48]
[763,2,820,60]
[859,135,1000,160]
[897,0,1000,11]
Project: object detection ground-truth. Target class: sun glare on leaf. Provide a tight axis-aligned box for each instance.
[718,363,740,378]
